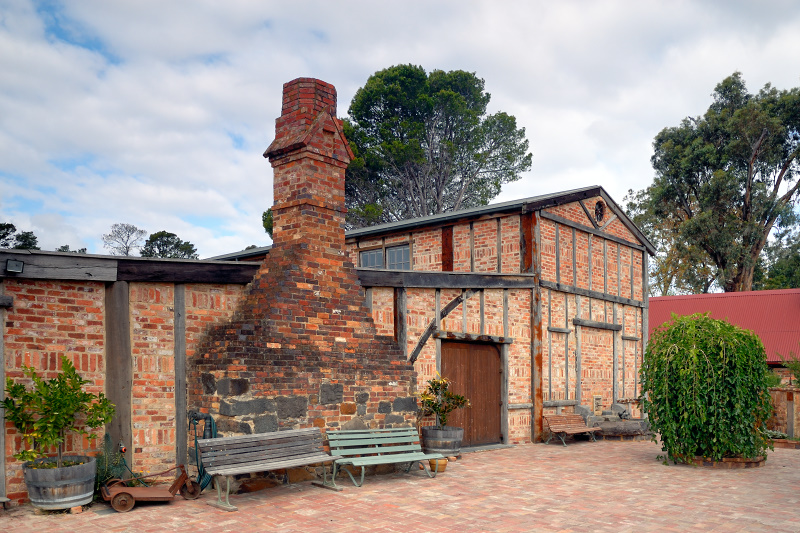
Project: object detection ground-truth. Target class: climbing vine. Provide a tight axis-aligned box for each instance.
[640,313,773,463]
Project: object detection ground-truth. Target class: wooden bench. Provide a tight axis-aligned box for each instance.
[327,427,445,487]
[197,427,342,511]
[543,414,602,446]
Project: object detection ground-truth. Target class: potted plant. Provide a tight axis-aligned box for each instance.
[2,356,115,509]
[417,374,470,467]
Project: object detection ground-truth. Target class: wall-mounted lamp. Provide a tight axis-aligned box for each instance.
[5,259,24,274]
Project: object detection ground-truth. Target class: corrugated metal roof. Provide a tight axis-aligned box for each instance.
[208,185,657,260]
[649,289,800,363]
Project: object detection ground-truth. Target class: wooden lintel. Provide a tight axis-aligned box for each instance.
[573,318,622,331]
[0,251,117,281]
[508,403,533,410]
[547,326,571,334]
[539,279,644,308]
[356,269,536,289]
[622,335,641,342]
[539,211,645,252]
[117,260,259,284]
[433,331,514,344]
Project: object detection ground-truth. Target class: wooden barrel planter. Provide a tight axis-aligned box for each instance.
[23,455,96,510]
[421,426,464,456]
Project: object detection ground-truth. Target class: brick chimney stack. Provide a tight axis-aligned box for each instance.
[264,78,353,252]
[189,78,416,440]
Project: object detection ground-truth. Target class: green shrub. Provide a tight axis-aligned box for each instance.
[640,313,773,463]
[764,369,784,388]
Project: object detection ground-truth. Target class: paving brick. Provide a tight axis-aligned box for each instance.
[4,442,799,532]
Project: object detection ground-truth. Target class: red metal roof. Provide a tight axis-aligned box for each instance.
[648,289,800,364]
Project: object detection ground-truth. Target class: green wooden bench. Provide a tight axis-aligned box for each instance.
[197,427,341,511]
[327,427,445,487]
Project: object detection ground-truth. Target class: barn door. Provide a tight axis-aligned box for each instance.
[441,341,502,447]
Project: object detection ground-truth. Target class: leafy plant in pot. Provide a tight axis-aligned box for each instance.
[417,375,470,467]
[2,356,115,509]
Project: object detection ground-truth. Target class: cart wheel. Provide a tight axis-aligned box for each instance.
[111,492,135,512]
[180,480,202,500]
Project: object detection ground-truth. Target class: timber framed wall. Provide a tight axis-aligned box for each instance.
[0,250,258,503]
[348,185,655,444]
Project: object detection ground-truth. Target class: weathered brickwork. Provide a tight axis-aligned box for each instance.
[412,228,441,271]
[2,279,106,502]
[453,223,472,272]
[472,219,498,272]
[189,79,418,446]
[500,215,520,274]
[129,282,176,474]
[369,287,395,337]
[405,288,437,381]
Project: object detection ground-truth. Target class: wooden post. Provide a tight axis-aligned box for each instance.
[575,294,582,403]
[531,211,544,442]
[174,284,187,468]
[555,223,561,285]
[105,281,133,468]
[0,282,6,501]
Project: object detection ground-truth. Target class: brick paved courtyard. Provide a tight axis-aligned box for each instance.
[2,440,798,532]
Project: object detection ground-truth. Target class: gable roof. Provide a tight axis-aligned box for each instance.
[209,185,656,260]
[345,185,655,255]
[648,289,800,363]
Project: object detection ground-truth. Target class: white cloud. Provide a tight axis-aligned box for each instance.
[1,0,799,257]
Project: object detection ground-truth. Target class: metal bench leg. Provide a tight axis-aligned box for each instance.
[558,433,567,447]
[339,464,366,487]
[312,462,341,491]
[421,459,438,478]
[589,431,598,442]
[207,475,238,512]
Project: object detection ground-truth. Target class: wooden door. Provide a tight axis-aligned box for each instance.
[441,342,502,447]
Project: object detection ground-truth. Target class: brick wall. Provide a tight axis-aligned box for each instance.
[2,279,106,502]
[188,79,418,445]
[129,283,176,475]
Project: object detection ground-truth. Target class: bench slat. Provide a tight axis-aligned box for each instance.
[203,448,325,468]
[206,452,341,477]
[198,427,321,445]
[201,440,324,460]
[341,452,437,467]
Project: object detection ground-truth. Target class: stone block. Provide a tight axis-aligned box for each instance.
[253,414,279,433]
[340,402,357,415]
[217,378,250,397]
[216,418,252,435]
[220,398,275,417]
[384,414,406,425]
[319,383,344,404]
[277,395,308,419]
[201,373,216,394]
[378,401,392,414]
[392,396,417,413]
[287,466,316,483]
[355,391,370,404]
[342,417,367,431]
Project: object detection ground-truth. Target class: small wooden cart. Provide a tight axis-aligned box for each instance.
[101,464,201,512]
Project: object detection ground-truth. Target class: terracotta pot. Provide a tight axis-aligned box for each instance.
[429,458,448,473]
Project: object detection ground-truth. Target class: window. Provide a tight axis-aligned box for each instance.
[360,248,383,268]
[387,245,410,270]
[359,244,411,270]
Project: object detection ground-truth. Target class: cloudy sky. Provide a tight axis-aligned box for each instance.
[1,1,799,258]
